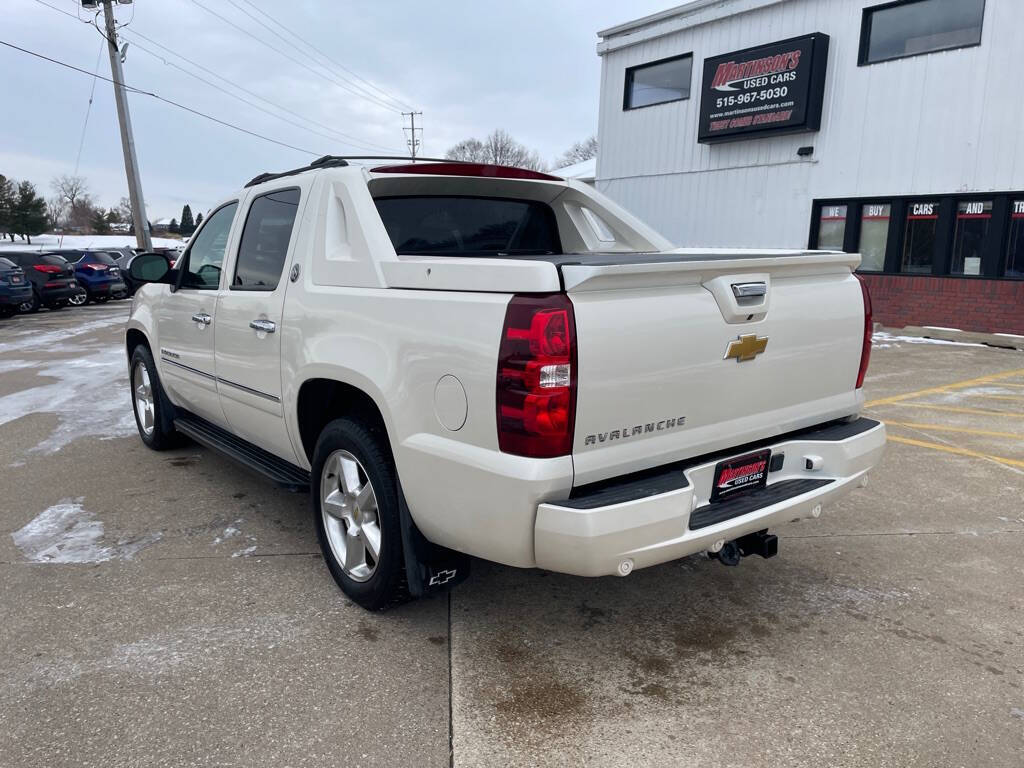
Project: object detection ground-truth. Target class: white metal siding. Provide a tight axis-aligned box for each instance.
[596,0,1022,248]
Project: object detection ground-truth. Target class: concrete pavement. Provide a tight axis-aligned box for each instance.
[0,303,1022,766]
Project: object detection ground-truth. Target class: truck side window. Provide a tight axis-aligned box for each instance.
[232,188,301,291]
[179,201,238,290]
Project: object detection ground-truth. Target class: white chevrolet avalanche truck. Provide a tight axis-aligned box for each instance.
[124,157,885,610]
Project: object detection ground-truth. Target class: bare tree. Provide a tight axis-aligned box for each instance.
[46,196,65,230]
[116,196,133,224]
[51,174,95,230]
[445,129,545,171]
[554,136,598,169]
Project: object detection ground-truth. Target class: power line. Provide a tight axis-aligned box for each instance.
[30,0,399,154]
[72,39,106,177]
[231,0,414,112]
[0,38,320,156]
[189,0,403,115]
[121,33,402,154]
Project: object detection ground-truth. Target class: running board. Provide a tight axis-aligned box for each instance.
[173,413,310,491]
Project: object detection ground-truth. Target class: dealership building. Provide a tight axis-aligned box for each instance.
[594,0,1024,335]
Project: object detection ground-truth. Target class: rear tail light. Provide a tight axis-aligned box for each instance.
[33,264,62,274]
[855,275,873,389]
[83,262,109,272]
[496,294,577,458]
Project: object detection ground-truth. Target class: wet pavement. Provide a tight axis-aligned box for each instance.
[0,303,1022,767]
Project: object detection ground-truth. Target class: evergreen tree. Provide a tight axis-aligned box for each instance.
[12,180,48,244]
[90,208,111,235]
[169,218,179,234]
[0,175,15,241]
[195,212,203,228]
[179,204,195,236]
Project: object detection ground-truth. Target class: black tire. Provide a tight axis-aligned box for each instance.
[311,418,410,611]
[129,345,181,450]
[0,307,14,319]
[21,290,40,314]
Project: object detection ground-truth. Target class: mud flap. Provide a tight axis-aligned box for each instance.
[397,482,470,597]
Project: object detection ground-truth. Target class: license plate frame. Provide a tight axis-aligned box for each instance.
[710,448,771,503]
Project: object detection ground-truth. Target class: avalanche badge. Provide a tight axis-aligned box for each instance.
[724,334,768,362]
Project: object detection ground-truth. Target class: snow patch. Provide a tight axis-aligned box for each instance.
[872,331,983,348]
[0,314,126,355]
[0,343,135,454]
[232,545,257,558]
[11,498,161,563]
[212,520,243,545]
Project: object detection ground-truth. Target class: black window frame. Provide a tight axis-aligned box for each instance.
[809,191,1022,280]
[622,52,694,111]
[230,186,302,293]
[858,0,986,67]
[175,199,239,291]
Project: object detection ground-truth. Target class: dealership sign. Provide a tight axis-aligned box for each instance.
[698,33,830,143]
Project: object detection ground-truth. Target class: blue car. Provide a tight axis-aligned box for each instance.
[52,250,128,305]
[0,256,33,317]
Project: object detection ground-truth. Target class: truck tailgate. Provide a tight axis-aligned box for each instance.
[564,250,866,486]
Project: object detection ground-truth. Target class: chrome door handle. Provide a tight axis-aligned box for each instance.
[249,318,276,334]
[731,282,767,299]
[191,312,212,325]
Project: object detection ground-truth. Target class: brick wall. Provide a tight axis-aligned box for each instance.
[858,275,1024,335]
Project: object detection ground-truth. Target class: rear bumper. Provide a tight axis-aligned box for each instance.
[0,286,33,305]
[40,285,77,301]
[534,418,886,577]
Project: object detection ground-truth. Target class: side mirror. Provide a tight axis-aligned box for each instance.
[128,252,173,284]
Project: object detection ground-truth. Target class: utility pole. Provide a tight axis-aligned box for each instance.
[100,0,152,250]
[402,111,422,159]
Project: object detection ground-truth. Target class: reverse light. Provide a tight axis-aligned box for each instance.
[855,275,873,389]
[496,294,577,458]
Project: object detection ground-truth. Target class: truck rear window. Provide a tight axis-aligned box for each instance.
[374,196,560,256]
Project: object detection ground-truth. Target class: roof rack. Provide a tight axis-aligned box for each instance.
[243,155,558,188]
[244,156,350,188]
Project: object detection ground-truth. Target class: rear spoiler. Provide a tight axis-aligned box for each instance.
[559,250,862,292]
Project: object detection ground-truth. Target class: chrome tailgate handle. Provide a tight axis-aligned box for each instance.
[249,318,276,334]
[731,282,767,299]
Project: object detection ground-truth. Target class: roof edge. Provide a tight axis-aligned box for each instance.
[597,0,788,53]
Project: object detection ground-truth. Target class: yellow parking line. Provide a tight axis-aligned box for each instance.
[887,435,1024,469]
[994,382,1024,389]
[871,402,1024,418]
[883,421,1024,440]
[965,393,1024,402]
[865,368,1024,407]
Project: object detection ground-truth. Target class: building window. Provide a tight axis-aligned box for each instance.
[902,202,939,273]
[858,203,890,271]
[859,0,985,66]
[951,200,991,276]
[816,205,847,250]
[1006,200,1024,278]
[623,53,692,110]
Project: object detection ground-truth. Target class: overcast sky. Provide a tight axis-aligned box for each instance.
[2,0,668,220]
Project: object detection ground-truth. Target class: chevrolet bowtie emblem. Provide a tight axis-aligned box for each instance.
[724,334,768,362]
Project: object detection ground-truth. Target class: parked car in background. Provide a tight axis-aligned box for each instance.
[3,252,77,313]
[0,256,33,318]
[52,250,127,305]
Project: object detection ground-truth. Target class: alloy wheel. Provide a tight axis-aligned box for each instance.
[132,361,155,436]
[320,450,381,582]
